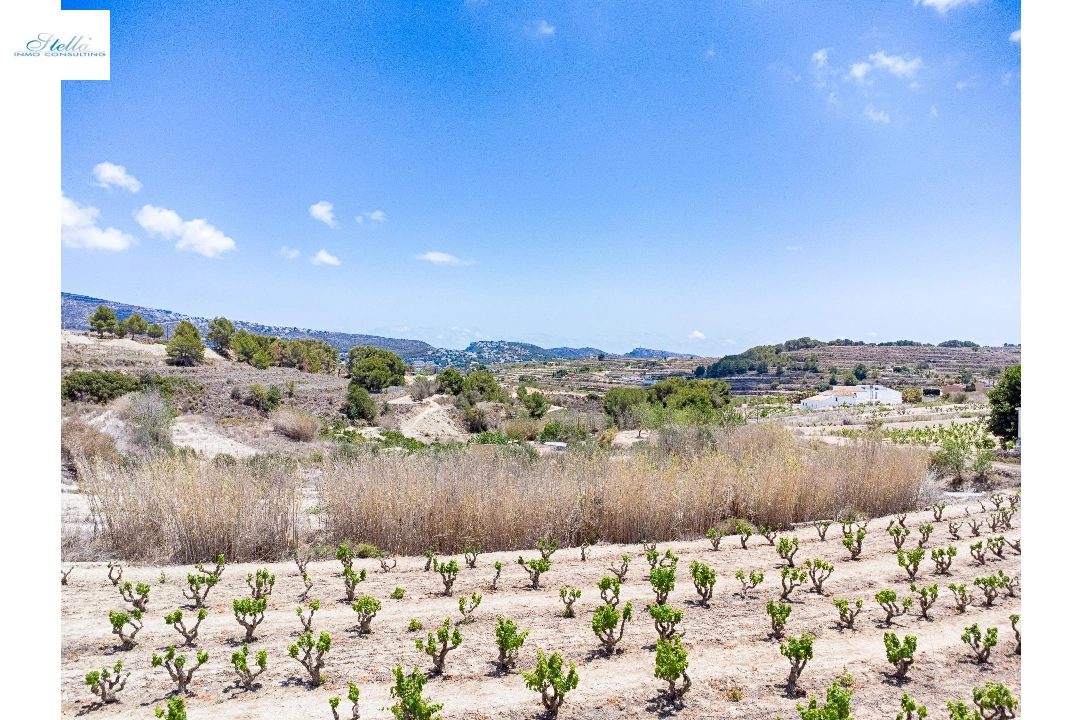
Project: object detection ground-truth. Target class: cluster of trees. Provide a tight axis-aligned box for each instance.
[987,365,1021,442]
[603,377,733,430]
[435,367,503,402]
[88,305,165,340]
[205,318,338,373]
[342,346,408,422]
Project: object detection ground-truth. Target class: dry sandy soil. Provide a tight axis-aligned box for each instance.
[61,498,1021,719]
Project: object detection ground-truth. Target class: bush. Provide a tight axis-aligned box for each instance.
[271,408,320,441]
[246,384,282,414]
[342,566,367,602]
[352,594,381,634]
[109,609,143,649]
[518,556,551,590]
[883,632,916,679]
[155,697,186,720]
[911,583,938,620]
[648,603,684,641]
[876,589,912,625]
[230,643,267,690]
[805,558,834,594]
[947,683,1018,720]
[347,346,406,391]
[897,693,928,720]
[897,547,925,580]
[559,587,581,618]
[61,419,119,465]
[776,535,800,567]
[329,682,359,720]
[126,388,176,448]
[458,591,482,624]
[343,385,377,422]
[766,599,792,639]
[932,546,957,575]
[165,608,207,645]
[416,617,462,674]
[165,321,205,366]
[961,623,997,663]
[518,385,551,418]
[833,598,862,630]
[1009,614,1020,654]
[655,636,691,704]
[85,659,129,703]
[796,680,852,720]
[781,633,815,695]
[288,631,331,686]
[598,575,622,607]
[689,560,716,606]
[151,645,209,695]
[592,601,633,655]
[62,371,141,404]
[388,665,443,720]
[232,597,267,642]
[780,566,808,600]
[296,599,320,633]
[436,558,459,596]
[736,521,755,549]
[495,616,529,670]
[246,568,275,600]
[736,568,765,598]
[523,649,579,717]
[842,529,866,560]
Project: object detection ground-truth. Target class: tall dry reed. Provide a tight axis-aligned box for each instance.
[320,424,928,554]
[76,455,301,563]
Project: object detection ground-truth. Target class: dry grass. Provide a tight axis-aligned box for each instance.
[61,418,118,465]
[75,455,301,563]
[320,424,928,554]
[70,424,927,563]
[270,407,321,441]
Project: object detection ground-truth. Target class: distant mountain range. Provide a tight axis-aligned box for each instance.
[61,293,699,366]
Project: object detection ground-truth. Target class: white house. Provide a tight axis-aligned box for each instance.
[800,384,903,410]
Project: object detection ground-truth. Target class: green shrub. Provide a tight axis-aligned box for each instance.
[61,370,141,403]
[598,575,622,607]
[736,568,764,598]
[151,645,209,695]
[948,583,975,613]
[230,643,267,690]
[766,599,792,639]
[931,502,946,522]
[650,564,677,605]
[648,603,684,641]
[875,589,912,625]
[343,384,377,421]
[288,631,331,686]
[109,609,143,649]
[118,581,151,613]
[608,555,631,582]
[736,521,755,549]
[518,556,551,590]
[833,598,862,630]
[165,608,207,646]
[883,632,917,679]
[655,636,691,704]
[796,680,852,720]
[347,346,406,391]
[889,525,911,550]
[416,618,462,674]
[495,616,529,670]
[329,681,359,720]
[1009,614,1020,654]
[776,535,800,567]
[592,601,633,655]
[391,587,405,600]
[388,665,443,720]
[523,649,579,717]
[973,574,1004,607]
[490,561,503,592]
[897,547,925,580]
[706,526,722,550]
[897,693,928,720]
[538,538,558,559]
[815,520,832,542]
[759,525,779,546]
[911,583,938,620]
[805,558,834,594]
[947,682,1018,720]
[842,529,866,559]
[85,659,129,703]
[342,566,367,602]
[559,587,581,618]
[352,594,381,634]
[408,618,423,632]
[165,320,205,366]
[969,541,987,565]
[296,599,319,633]
[463,543,482,569]
[780,566,808,600]
[232,597,267,642]
[932,546,957,575]
[781,633,815,695]
[689,560,716,606]
[246,568,275,600]
[961,623,997,663]
[154,697,186,720]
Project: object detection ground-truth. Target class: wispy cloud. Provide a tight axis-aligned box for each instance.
[1009,29,1021,43]
[847,62,872,82]
[869,51,922,78]
[537,20,555,37]
[863,105,890,124]
[135,204,236,257]
[688,330,706,340]
[414,251,472,266]
[280,246,300,259]
[92,161,142,193]
[309,201,336,227]
[311,249,340,266]
[61,194,137,251]
[915,0,980,13]
[811,48,830,69]
[356,210,386,224]
[705,46,715,58]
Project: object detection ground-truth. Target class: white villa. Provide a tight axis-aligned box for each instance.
[800,384,903,410]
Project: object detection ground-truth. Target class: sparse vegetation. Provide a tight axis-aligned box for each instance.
[85,659,129,703]
[767,599,792,639]
[833,598,863,630]
[151,645,209,695]
[230,643,267,690]
[522,649,579,717]
[416,618,462,674]
[884,632,917,679]
[961,623,998,663]
[495,616,529,671]
[781,633,815,696]
[736,568,765,598]
[592,601,633,655]
[287,631,331,686]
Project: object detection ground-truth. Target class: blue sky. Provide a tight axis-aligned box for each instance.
[60,0,1020,354]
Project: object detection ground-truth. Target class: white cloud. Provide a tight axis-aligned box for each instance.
[847,62,872,82]
[869,51,922,78]
[828,91,839,105]
[537,20,555,36]
[311,249,340,266]
[61,194,137,251]
[956,79,972,90]
[134,204,236,257]
[414,251,472,266]
[309,201,336,227]
[1009,29,1021,43]
[929,106,939,117]
[705,46,715,58]
[811,48,830,68]
[280,246,300,259]
[915,0,979,13]
[92,161,142,193]
[356,210,386,224]
[688,331,706,340]
[863,105,890,124]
